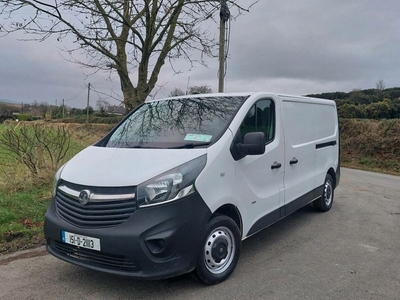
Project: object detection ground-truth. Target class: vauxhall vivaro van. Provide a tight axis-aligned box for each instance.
[44,92,340,284]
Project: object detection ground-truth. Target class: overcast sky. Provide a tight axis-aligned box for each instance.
[1,0,400,108]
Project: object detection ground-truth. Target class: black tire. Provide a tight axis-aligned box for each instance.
[313,174,334,212]
[193,215,241,285]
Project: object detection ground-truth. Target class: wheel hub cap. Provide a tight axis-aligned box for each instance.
[324,181,333,206]
[211,239,228,262]
[204,226,235,274]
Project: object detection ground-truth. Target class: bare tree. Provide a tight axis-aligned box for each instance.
[0,124,71,175]
[375,79,386,100]
[96,99,111,113]
[189,85,213,95]
[168,87,185,97]
[39,102,49,117]
[0,1,256,112]
[376,79,386,91]
[0,103,15,123]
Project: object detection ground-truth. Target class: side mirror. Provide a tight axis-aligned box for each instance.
[236,132,266,156]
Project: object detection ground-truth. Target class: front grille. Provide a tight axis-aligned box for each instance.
[55,181,136,228]
[49,239,141,272]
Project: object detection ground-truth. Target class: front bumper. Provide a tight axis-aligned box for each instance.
[44,191,211,279]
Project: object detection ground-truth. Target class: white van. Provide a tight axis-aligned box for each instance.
[44,92,340,284]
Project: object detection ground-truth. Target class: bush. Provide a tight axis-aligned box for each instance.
[0,124,71,178]
[337,104,365,118]
[15,114,30,121]
[365,102,391,119]
[0,116,15,123]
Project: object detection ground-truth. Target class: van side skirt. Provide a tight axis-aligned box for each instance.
[246,184,324,237]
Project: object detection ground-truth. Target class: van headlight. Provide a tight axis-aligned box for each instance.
[137,155,207,208]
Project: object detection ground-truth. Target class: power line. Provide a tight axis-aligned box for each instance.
[64,86,87,102]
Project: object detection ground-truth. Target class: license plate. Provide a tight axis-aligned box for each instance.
[61,231,101,251]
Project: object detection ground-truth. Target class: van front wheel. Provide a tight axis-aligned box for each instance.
[194,215,241,285]
[313,174,334,212]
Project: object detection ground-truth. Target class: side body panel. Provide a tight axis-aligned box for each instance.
[281,97,339,214]
[196,93,339,240]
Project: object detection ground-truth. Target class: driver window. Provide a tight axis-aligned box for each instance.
[239,99,275,144]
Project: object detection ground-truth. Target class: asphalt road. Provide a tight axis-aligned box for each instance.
[1,168,399,300]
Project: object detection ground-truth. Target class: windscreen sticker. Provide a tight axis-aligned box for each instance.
[184,133,212,142]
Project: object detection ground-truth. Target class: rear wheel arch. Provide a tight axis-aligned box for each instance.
[327,167,336,188]
[314,173,334,212]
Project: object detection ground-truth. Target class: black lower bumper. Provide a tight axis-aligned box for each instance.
[44,192,211,279]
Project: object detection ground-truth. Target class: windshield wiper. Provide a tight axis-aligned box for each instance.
[168,142,211,149]
[129,145,163,149]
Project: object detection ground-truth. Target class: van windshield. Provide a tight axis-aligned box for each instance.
[106,96,248,148]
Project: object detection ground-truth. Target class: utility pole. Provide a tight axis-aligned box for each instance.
[86,83,91,124]
[218,0,230,93]
[62,99,65,118]
[186,77,190,95]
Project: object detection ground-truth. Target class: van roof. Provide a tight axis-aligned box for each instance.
[146,92,332,103]
[146,92,254,103]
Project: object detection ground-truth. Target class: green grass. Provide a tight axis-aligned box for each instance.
[0,124,51,252]
[0,124,13,162]
[0,122,112,254]
[0,189,50,253]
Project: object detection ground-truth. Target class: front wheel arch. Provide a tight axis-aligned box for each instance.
[213,204,242,237]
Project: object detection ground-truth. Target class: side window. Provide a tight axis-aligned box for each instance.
[239,99,275,144]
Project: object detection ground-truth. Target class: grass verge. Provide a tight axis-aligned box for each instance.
[340,119,400,174]
[0,122,113,255]
[0,189,50,253]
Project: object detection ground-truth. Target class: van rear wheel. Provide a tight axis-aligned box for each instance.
[313,174,334,212]
[193,215,241,285]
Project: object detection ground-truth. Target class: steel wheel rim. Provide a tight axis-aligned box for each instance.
[204,226,235,274]
[324,179,333,206]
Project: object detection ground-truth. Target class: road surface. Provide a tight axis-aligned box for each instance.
[1,168,399,299]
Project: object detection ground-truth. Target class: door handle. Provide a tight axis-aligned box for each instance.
[271,162,282,169]
[290,157,298,165]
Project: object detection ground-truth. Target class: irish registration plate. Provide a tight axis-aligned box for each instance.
[62,230,101,251]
